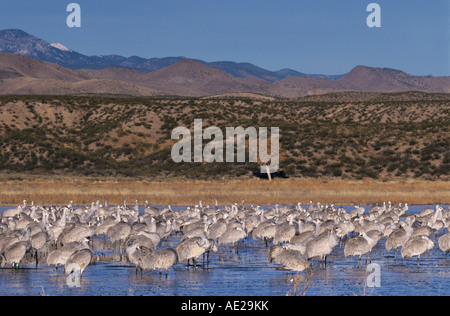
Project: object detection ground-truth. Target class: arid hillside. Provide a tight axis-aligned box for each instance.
[0,92,448,181]
[1,53,449,98]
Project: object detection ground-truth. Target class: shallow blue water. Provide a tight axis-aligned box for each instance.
[0,204,449,296]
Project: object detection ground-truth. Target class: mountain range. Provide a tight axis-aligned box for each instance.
[0,29,342,82]
[0,29,448,97]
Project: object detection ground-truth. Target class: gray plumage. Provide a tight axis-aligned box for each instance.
[47,237,90,268]
[269,245,309,271]
[106,222,131,244]
[207,219,227,240]
[252,221,277,241]
[344,231,375,261]
[385,222,413,252]
[136,247,178,274]
[305,229,338,262]
[273,217,296,244]
[218,226,246,247]
[126,231,160,250]
[438,232,450,255]
[176,236,217,267]
[64,249,92,275]
[1,228,32,268]
[401,235,434,262]
[61,225,93,245]
[1,241,31,268]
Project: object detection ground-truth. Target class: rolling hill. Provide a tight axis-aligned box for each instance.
[0,93,448,180]
[0,52,449,97]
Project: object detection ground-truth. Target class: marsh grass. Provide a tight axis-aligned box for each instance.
[286,268,314,296]
[0,175,448,206]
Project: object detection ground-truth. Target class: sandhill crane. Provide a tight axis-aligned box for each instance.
[176,236,217,268]
[252,220,278,247]
[276,251,310,272]
[135,247,179,276]
[410,225,433,239]
[269,243,306,265]
[47,237,90,269]
[418,207,434,218]
[182,217,210,239]
[385,221,414,258]
[269,245,285,264]
[218,226,247,251]
[64,248,92,276]
[344,231,376,265]
[335,220,355,240]
[427,205,445,232]
[350,205,365,218]
[207,215,228,241]
[94,206,122,236]
[305,229,339,268]
[1,228,32,268]
[243,208,263,235]
[155,218,175,239]
[401,235,434,265]
[144,201,161,217]
[2,201,26,218]
[126,231,160,250]
[438,231,450,258]
[270,244,310,272]
[106,208,132,261]
[126,243,144,271]
[61,224,94,246]
[290,220,322,246]
[31,228,52,266]
[107,220,131,242]
[273,215,296,245]
[48,207,69,242]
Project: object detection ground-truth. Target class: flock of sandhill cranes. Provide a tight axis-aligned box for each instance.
[0,200,449,277]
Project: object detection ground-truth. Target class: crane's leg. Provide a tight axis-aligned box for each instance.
[35,249,39,267]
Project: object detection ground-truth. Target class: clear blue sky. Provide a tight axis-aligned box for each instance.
[0,0,448,76]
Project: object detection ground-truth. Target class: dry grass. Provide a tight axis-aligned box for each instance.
[286,268,314,296]
[0,175,448,206]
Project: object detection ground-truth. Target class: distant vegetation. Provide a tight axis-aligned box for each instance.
[0,92,448,181]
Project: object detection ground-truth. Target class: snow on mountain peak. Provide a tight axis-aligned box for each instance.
[50,42,72,52]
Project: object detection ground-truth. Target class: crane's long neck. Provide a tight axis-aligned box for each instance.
[164,220,173,234]
[44,217,55,241]
[403,222,414,236]
[116,207,121,222]
[81,238,90,249]
[297,220,304,233]
[60,208,67,227]
[21,228,32,242]
[29,206,36,219]
[314,220,321,236]
[361,231,374,245]
[40,211,49,228]
[432,206,443,223]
